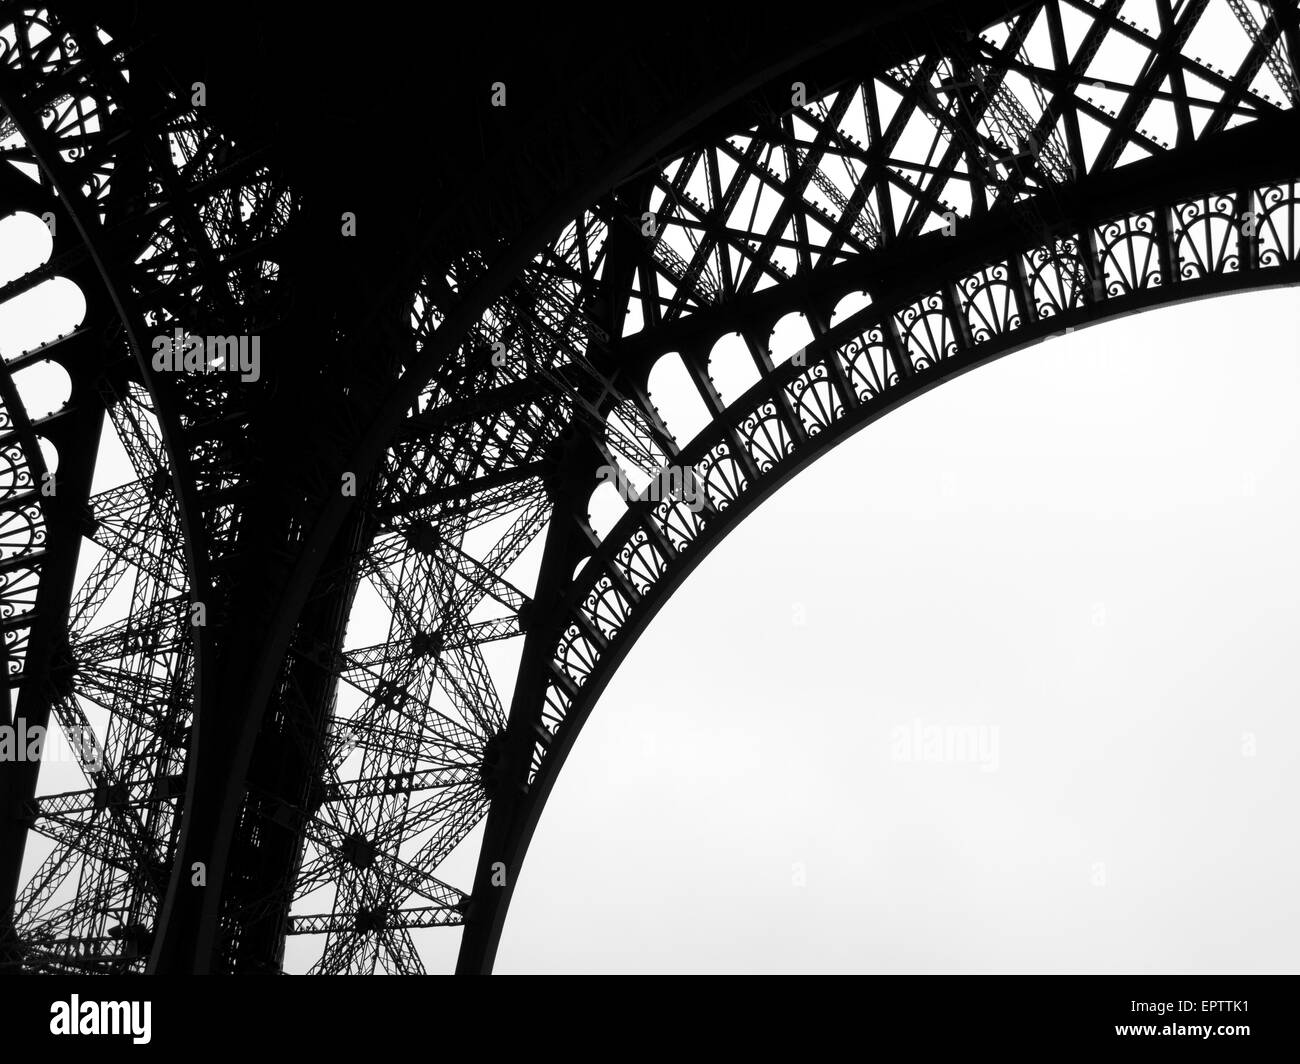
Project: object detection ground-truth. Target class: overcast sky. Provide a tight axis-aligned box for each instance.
[490,287,1300,973]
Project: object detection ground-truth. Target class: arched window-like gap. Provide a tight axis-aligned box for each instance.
[36,436,57,474]
[647,351,711,447]
[11,358,72,418]
[708,331,761,407]
[0,211,53,285]
[831,290,873,326]
[587,479,628,543]
[768,311,815,367]
[0,276,86,361]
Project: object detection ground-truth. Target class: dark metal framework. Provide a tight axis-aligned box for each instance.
[0,0,1297,973]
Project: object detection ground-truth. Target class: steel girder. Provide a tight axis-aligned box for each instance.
[0,4,295,971]
[2,0,1299,975]
[437,0,1300,973]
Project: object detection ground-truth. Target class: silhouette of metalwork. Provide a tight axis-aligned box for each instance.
[0,0,1297,974]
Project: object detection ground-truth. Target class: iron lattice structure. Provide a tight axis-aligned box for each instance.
[0,0,1296,973]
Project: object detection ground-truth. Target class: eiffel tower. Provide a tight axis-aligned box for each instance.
[0,0,1296,974]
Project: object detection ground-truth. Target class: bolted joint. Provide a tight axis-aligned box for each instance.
[410,628,443,659]
[404,521,440,556]
[353,906,389,933]
[341,833,376,870]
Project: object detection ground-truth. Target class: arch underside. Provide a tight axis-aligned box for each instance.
[537,173,1300,839]
[455,173,1300,971]
[3,0,1300,975]
[441,0,1300,973]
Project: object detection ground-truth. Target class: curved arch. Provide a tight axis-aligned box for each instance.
[506,302,1300,969]
[461,166,1300,971]
[549,181,1300,778]
[194,0,1300,974]
[707,332,762,407]
[295,0,1300,974]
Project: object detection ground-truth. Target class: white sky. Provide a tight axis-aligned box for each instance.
[494,286,1300,973]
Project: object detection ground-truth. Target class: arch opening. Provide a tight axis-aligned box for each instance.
[499,287,1300,973]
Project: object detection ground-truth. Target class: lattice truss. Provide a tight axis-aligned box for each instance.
[0,4,294,971]
[279,237,607,973]
[3,0,1300,975]
[286,0,1300,972]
